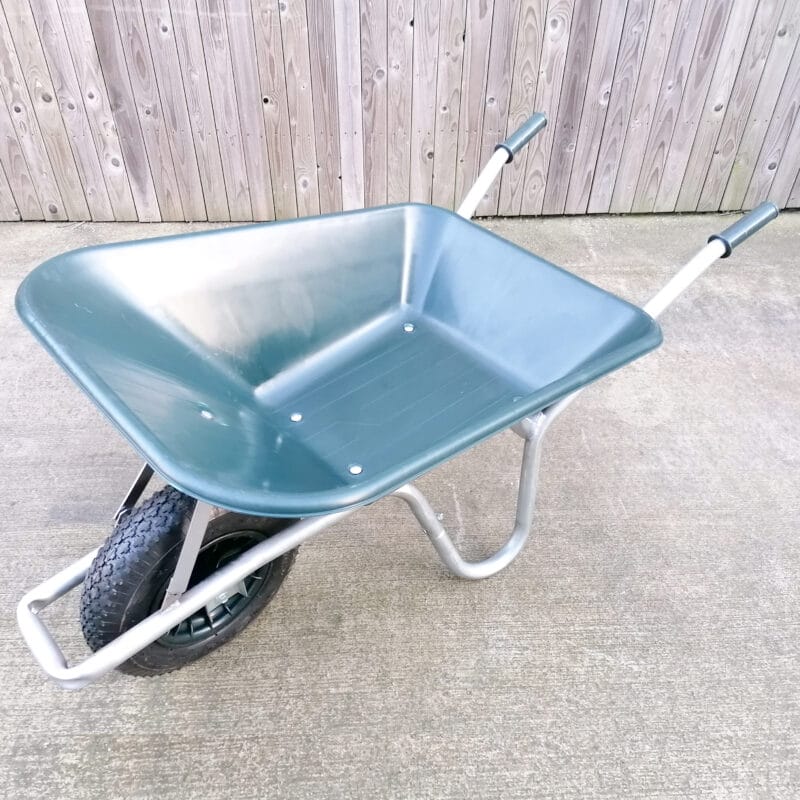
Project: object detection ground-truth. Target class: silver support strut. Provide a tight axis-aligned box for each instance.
[391,410,555,580]
[160,500,214,608]
[113,463,154,524]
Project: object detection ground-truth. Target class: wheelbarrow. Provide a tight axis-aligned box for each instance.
[15,112,779,689]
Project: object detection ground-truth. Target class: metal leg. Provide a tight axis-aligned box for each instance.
[391,410,552,580]
[160,500,214,608]
[113,463,154,524]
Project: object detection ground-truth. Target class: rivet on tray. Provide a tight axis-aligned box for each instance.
[290,412,303,422]
[348,464,363,476]
[403,322,415,333]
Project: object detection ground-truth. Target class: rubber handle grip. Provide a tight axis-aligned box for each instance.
[708,202,779,257]
[495,113,547,162]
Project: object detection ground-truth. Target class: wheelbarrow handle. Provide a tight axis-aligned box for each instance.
[708,201,779,257]
[457,111,547,218]
[643,202,780,318]
[495,113,548,163]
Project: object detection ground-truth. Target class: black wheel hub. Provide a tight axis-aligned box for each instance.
[154,530,273,647]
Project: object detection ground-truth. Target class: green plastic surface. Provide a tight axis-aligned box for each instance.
[16,204,662,516]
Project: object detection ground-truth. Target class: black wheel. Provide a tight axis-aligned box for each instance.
[80,487,297,676]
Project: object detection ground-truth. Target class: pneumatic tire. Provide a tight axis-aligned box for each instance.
[80,487,297,676]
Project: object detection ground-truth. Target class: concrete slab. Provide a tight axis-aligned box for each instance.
[0,212,798,799]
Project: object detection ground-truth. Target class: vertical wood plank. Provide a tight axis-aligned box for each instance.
[409,0,440,203]
[631,0,708,213]
[454,0,495,208]
[542,0,601,214]
[333,0,364,209]
[520,0,573,215]
[0,6,64,219]
[476,0,521,216]
[386,0,413,204]
[359,0,387,206]
[698,0,787,210]
[279,0,321,216]
[743,39,800,207]
[430,0,467,209]
[251,0,297,219]
[28,0,115,220]
[721,2,800,209]
[675,0,759,211]
[83,0,161,220]
[59,0,137,220]
[140,0,206,220]
[170,0,230,221]
[497,0,547,216]
[196,0,252,220]
[2,2,89,219]
[565,0,630,214]
[0,160,21,220]
[610,0,682,213]
[787,166,800,207]
[587,0,652,214]
[108,0,184,219]
[0,90,43,218]
[768,94,800,207]
[654,0,734,212]
[225,0,275,220]
[307,0,341,212]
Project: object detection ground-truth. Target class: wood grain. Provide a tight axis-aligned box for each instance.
[720,1,800,210]
[251,0,297,219]
[498,0,547,215]
[454,0,495,208]
[476,0,521,216]
[587,0,653,214]
[279,0,321,216]
[0,4,65,219]
[0,159,20,219]
[675,0,759,211]
[654,0,734,212]
[431,0,467,209]
[28,0,114,220]
[195,0,252,219]
[565,0,630,214]
[83,0,161,220]
[141,0,206,220]
[386,0,413,204]
[542,0,601,214]
[768,91,800,207]
[698,0,787,210]
[306,0,341,212]
[334,0,364,209]
[520,0,574,215]
[110,0,184,219]
[610,0,682,213]
[225,0,274,220]
[409,0,440,203]
[743,37,800,208]
[170,0,230,220]
[1,0,797,220]
[360,0,388,207]
[631,0,708,213]
[2,1,88,219]
[0,74,44,219]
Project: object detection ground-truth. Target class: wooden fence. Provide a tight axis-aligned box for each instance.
[0,0,798,222]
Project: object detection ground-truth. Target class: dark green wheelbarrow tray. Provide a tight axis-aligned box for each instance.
[14,112,779,689]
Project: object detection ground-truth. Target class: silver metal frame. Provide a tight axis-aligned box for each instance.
[17,406,562,689]
[15,110,779,689]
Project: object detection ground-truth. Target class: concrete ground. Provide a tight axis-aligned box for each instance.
[0,211,798,799]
